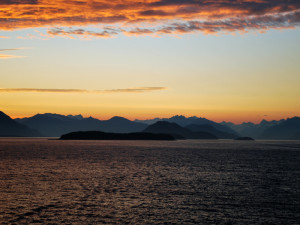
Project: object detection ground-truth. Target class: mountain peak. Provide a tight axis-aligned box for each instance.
[170,115,187,119]
[109,116,130,121]
[0,111,41,137]
[67,114,84,120]
[0,111,12,120]
[153,121,181,127]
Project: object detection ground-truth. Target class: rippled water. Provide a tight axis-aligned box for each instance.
[0,139,299,224]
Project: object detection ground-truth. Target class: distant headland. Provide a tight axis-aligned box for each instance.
[60,131,176,140]
[235,137,255,141]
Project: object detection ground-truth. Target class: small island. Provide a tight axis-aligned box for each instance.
[235,137,255,141]
[60,131,176,140]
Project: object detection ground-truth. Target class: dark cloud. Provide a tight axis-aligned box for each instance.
[48,27,119,39]
[139,10,173,17]
[0,0,38,5]
[125,28,155,36]
[150,0,300,13]
[149,0,196,7]
[127,10,300,35]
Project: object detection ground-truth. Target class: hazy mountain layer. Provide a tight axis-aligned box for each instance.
[143,121,218,139]
[260,117,300,140]
[185,124,238,139]
[223,118,300,140]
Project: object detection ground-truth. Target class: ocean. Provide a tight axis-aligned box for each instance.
[0,138,299,224]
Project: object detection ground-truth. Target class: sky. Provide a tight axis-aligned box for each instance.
[0,0,300,123]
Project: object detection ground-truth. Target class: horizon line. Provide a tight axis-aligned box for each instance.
[4,111,299,125]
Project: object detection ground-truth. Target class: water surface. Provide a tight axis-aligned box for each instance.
[0,139,299,224]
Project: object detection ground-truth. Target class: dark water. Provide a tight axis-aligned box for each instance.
[0,139,299,224]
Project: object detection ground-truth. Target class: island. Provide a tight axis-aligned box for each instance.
[60,131,176,140]
[235,137,255,141]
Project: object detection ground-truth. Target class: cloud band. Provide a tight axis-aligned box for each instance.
[0,0,299,37]
[0,48,26,59]
[0,87,167,93]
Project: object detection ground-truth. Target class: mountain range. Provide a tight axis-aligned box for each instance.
[0,111,41,137]
[15,113,147,137]
[0,111,299,140]
[136,115,237,135]
[221,118,300,140]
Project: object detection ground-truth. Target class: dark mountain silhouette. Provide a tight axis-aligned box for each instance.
[99,116,147,133]
[136,115,237,135]
[0,111,41,137]
[66,114,84,120]
[259,117,300,140]
[291,131,300,140]
[135,117,161,125]
[15,113,102,137]
[3,111,299,140]
[15,113,147,137]
[60,131,175,140]
[222,119,282,139]
[143,121,217,139]
[185,124,239,139]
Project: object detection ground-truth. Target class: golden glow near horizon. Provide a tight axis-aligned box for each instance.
[0,0,300,123]
[1,80,299,123]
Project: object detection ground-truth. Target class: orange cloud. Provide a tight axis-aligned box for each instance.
[0,54,24,59]
[0,0,299,37]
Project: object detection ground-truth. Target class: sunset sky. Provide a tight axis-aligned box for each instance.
[1,0,300,123]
